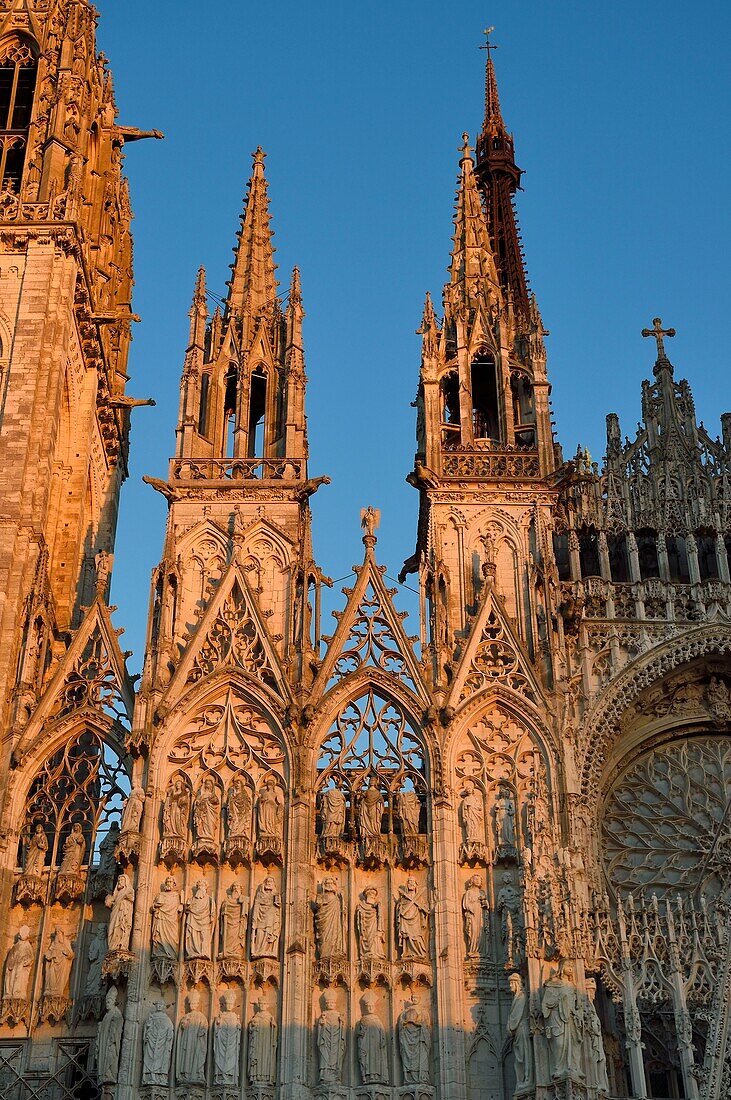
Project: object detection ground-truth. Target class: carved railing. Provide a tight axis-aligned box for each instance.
[442,447,541,480]
[0,187,71,224]
[170,457,304,482]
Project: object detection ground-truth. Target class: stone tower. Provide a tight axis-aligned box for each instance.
[0,9,730,1100]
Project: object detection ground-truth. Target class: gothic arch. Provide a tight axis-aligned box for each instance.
[580,622,731,798]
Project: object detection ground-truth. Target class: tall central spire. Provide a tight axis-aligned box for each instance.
[225,147,278,323]
[475,31,530,320]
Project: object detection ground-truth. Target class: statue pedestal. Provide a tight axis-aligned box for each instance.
[0,997,30,1025]
[397,1086,435,1100]
[14,874,46,905]
[355,1087,392,1100]
[159,837,187,867]
[255,835,283,865]
[224,837,252,866]
[54,872,85,903]
[115,829,142,864]
[38,995,71,1024]
[314,1086,348,1100]
[102,949,135,981]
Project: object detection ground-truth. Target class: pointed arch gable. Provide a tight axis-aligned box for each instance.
[174,517,229,561]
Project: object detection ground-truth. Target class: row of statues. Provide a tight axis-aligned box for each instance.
[316,992,430,1086]
[3,925,74,1003]
[162,775,283,853]
[320,783,424,840]
[507,967,609,1094]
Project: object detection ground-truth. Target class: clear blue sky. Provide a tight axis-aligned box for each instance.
[102,1,731,668]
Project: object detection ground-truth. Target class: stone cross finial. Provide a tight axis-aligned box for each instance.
[641,317,675,360]
[459,133,473,160]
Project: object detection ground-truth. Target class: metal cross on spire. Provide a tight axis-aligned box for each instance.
[480,25,499,58]
[641,316,676,360]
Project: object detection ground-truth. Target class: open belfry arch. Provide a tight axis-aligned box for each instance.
[0,7,729,1100]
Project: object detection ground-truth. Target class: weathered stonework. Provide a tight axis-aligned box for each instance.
[0,8,729,1100]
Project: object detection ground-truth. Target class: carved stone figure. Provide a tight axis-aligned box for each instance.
[106,873,135,953]
[250,875,281,958]
[120,784,145,833]
[23,823,48,876]
[395,876,429,957]
[184,879,216,959]
[507,972,534,1094]
[356,992,388,1084]
[93,823,120,894]
[219,882,246,957]
[463,873,489,956]
[96,986,123,1084]
[314,876,345,958]
[459,779,485,858]
[497,872,524,965]
[43,928,74,996]
[358,782,384,839]
[398,997,431,1083]
[256,778,283,840]
[142,1000,174,1086]
[151,875,182,960]
[584,978,609,1093]
[213,989,241,1085]
[248,996,278,1087]
[3,925,33,1000]
[317,991,346,1084]
[226,778,252,839]
[193,775,221,847]
[355,886,385,958]
[541,965,584,1080]
[59,822,85,873]
[399,787,421,836]
[321,784,346,840]
[84,924,106,996]
[494,786,517,850]
[162,777,190,840]
[176,989,208,1085]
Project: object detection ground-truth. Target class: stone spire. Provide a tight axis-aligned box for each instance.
[448,134,500,305]
[225,147,278,325]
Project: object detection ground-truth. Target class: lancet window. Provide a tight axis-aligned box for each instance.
[470,350,500,442]
[248,366,267,457]
[440,370,461,447]
[0,36,37,191]
[636,528,660,579]
[696,532,719,580]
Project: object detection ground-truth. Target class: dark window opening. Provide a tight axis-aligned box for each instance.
[637,530,660,580]
[440,371,461,446]
[511,371,536,447]
[248,369,267,457]
[198,374,210,435]
[223,363,238,457]
[0,37,37,191]
[552,533,571,582]
[697,534,719,580]
[471,353,500,442]
[666,536,690,583]
[578,529,601,579]
[607,534,630,583]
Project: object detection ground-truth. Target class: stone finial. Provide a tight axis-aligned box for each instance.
[360,506,380,547]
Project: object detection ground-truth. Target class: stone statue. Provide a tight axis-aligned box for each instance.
[356,992,388,1084]
[226,778,252,839]
[358,782,384,839]
[584,978,609,1093]
[256,778,283,840]
[59,822,85,873]
[250,875,281,958]
[94,823,120,892]
[459,779,485,857]
[314,876,345,958]
[83,924,106,996]
[121,785,145,833]
[151,875,182,960]
[106,873,135,953]
[162,777,190,840]
[23,823,48,876]
[176,989,208,1085]
[494,786,517,849]
[142,1000,174,1086]
[398,997,431,1084]
[462,873,489,956]
[541,965,584,1079]
[96,986,123,1084]
[248,996,278,1086]
[193,775,221,847]
[219,882,246,957]
[184,879,216,959]
[3,925,33,1000]
[320,785,346,840]
[355,886,385,958]
[507,972,534,1094]
[497,872,524,964]
[399,787,422,836]
[213,990,241,1085]
[43,928,74,996]
[395,876,429,957]
[317,991,346,1084]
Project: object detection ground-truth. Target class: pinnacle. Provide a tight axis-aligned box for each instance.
[225,147,278,322]
[289,265,302,305]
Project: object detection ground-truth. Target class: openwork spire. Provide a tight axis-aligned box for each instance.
[225,147,278,321]
[449,134,499,297]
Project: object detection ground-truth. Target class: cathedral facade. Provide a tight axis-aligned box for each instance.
[0,4,729,1100]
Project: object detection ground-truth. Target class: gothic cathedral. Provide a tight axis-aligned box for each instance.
[0,5,729,1100]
